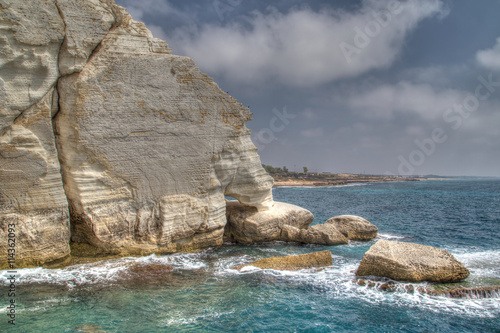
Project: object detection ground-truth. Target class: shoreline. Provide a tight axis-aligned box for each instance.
[272,176,420,188]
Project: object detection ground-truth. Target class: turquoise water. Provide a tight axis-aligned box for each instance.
[1,180,499,332]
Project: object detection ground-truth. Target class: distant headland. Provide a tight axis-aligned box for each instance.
[262,164,437,187]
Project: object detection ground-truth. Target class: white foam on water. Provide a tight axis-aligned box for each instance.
[239,266,261,272]
[296,270,498,318]
[158,252,208,270]
[159,309,235,327]
[334,182,372,188]
[453,249,500,278]
[2,247,498,319]
[213,254,263,276]
[215,250,500,319]
[377,233,408,240]
[0,252,208,287]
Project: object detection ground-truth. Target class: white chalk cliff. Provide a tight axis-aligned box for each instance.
[0,0,311,267]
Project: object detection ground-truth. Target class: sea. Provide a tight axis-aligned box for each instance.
[1,179,499,332]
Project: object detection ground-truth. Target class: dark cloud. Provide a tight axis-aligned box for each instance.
[115,0,500,177]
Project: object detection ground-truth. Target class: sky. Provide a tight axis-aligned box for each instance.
[115,0,500,177]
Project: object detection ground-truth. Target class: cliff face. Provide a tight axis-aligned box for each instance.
[1,0,276,267]
[0,0,70,267]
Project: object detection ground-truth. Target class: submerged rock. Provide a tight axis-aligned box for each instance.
[232,250,332,271]
[73,325,108,333]
[128,263,174,275]
[225,201,313,243]
[425,285,500,299]
[354,278,500,299]
[325,215,378,241]
[356,240,469,283]
[281,224,348,245]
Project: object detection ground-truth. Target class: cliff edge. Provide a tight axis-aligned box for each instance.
[0,0,300,268]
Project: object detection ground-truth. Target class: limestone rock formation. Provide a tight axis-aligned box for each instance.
[224,201,314,243]
[356,240,470,283]
[0,0,72,268]
[1,0,279,267]
[54,3,273,254]
[232,250,332,271]
[281,224,348,245]
[325,215,378,241]
[0,88,70,267]
[279,214,375,246]
[0,0,64,115]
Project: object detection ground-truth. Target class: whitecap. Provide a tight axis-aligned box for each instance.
[453,249,500,278]
[0,252,208,287]
[239,266,261,272]
[377,233,408,240]
[159,309,235,327]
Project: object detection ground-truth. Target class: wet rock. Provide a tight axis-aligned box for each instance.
[325,215,378,241]
[354,278,500,299]
[281,224,348,245]
[425,285,500,298]
[73,324,108,333]
[356,240,469,283]
[232,250,332,271]
[128,263,174,275]
[225,201,313,243]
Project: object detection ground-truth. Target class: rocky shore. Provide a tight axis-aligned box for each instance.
[0,1,477,297]
[273,174,420,187]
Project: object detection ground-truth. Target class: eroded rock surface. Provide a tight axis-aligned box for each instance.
[0,88,70,267]
[279,214,375,245]
[281,224,348,245]
[356,240,470,283]
[232,250,332,271]
[224,201,313,243]
[354,279,500,299]
[325,215,378,241]
[0,0,276,267]
[54,4,273,254]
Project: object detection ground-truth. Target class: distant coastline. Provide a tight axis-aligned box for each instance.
[271,173,421,187]
[262,165,500,188]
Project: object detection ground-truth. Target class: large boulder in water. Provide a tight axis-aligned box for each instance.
[325,215,378,240]
[356,240,470,283]
[232,250,332,271]
[281,224,348,245]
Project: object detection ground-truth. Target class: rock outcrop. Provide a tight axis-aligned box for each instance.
[325,215,378,241]
[0,1,69,267]
[232,250,332,271]
[354,279,500,299]
[281,224,348,245]
[0,0,287,268]
[224,201,314,243]
[53,3,274,255]
[279,214,375,245]
[356,240,470,283]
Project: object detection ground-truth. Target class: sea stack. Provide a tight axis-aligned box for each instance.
[0,0,310,268]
